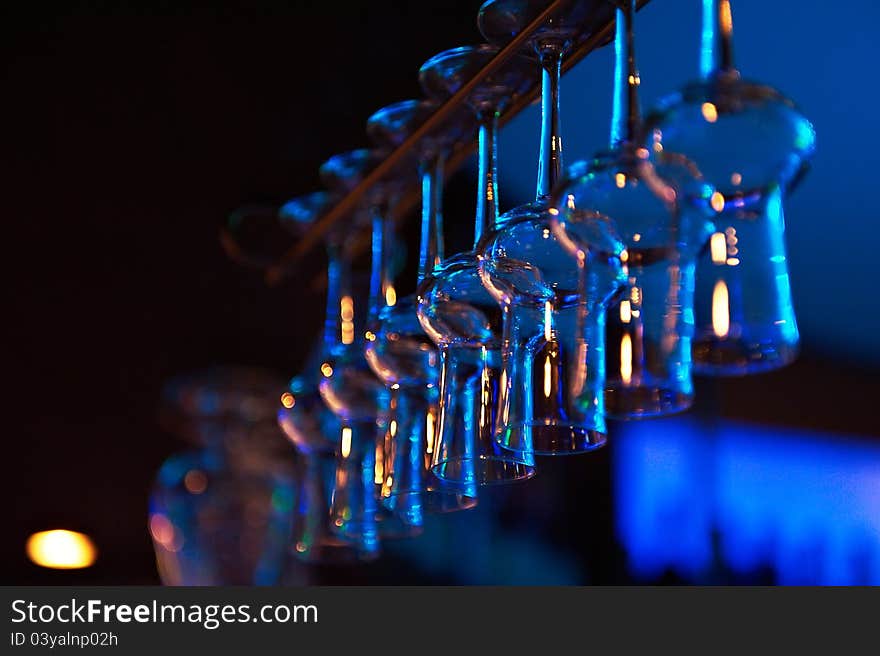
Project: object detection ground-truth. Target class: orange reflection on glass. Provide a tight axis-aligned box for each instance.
[385,285,397,307]
[280,392,295,409]
[710,191,726,213]
[26,530,97,569]
[620,300,632,324]
[701,102,718,123]
[710,232,727,264]
[183,469,208,494]
[341,427,352,458]
[712,279,731,338]
[620,334,633,385]
[615,173,626,189]
[321,363,333,378]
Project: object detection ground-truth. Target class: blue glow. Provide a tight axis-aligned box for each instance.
[614,417,880,584]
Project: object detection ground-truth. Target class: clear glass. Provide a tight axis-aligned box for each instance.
[548,1,715,420]
[644,0,815,375]
[153,368,298,584]
[364,99,478,516]
[319,150,423,540]
[150,449,298,585]
[476,0,625,455]
[417,45,537,485]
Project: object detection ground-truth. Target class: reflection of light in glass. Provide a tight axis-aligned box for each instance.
[280,392,295,409]
[26,530,97,569]
[712,279,730,338]
[425,408,436,455]
[385,285,397,307]
[731,172,742,186]
[321,363,333,377]
[620,300,632,324]
[633,233,641,242]
[340,295,355,345]
[544,355,552,398]
[620,334,633,385]
[341,427,352,458]
[615,173,626,189]
[720,0,733,36]
[726,257,740,266]
[710,232,727,264]
[566,194,576,210]
[374,442,384,485]
[710,191,726,213]
[183,469,208,494]
[701,102,718,123]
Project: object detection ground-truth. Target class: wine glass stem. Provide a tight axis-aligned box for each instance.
[323,243,353,347]
[474,110,500,247]
[536,46,564,202]
[368,205,394,319]
[701,0,736,79]
[418,154,446,284]
[609,0,641,148]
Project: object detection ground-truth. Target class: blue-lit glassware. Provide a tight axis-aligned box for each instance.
[276,192,381,563]
[476,0,625,455]
[417,45,537,485]
[152,369,299,585]
[549,0,715,419]
[644,0,815,375]
[364,100,479,521]
[318,150,423,541]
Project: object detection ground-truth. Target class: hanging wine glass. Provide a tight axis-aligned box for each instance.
[152,369,298,585]
[276,192,380,563]
[417,45,537,485]
[318,150,423,540]
[549,0,716,419]
[644,0,815,375]
[475,0,626,456]
[364,99,479,521]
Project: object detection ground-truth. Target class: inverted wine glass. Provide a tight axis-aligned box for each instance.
[644,0,815,375]
[319,150,423,541]
[153,369,298,584]
[549,0,716,420]
[417,45,537,485]
[364,99,479,520]
[476,0,626,455]
[276,192,381,563]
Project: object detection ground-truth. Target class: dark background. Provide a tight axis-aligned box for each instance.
[4,0,879,585]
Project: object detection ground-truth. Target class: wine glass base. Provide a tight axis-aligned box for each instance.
[382,489,478,522]
[432,456,535,486]
[499,423,607,456]
[605,384,693,420]
[693,337,798,377]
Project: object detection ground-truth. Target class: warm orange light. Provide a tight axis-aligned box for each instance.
[712,279,731,338]
[26,530,97,570]
[710,191,726,213]
[615,173,626,189]
[731,172,742,186]
[340,427,352,458]
[620,334,633,385]
[544,354,553,398]
[620,300,632,324]
[710,232,728,265]
[385,285,397,307]
[720,0,733,37]
[280,392,295,409]
[425,409,436,455]
[183,469,208,494]
[701,102,718,123]
[321,363,333,377]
